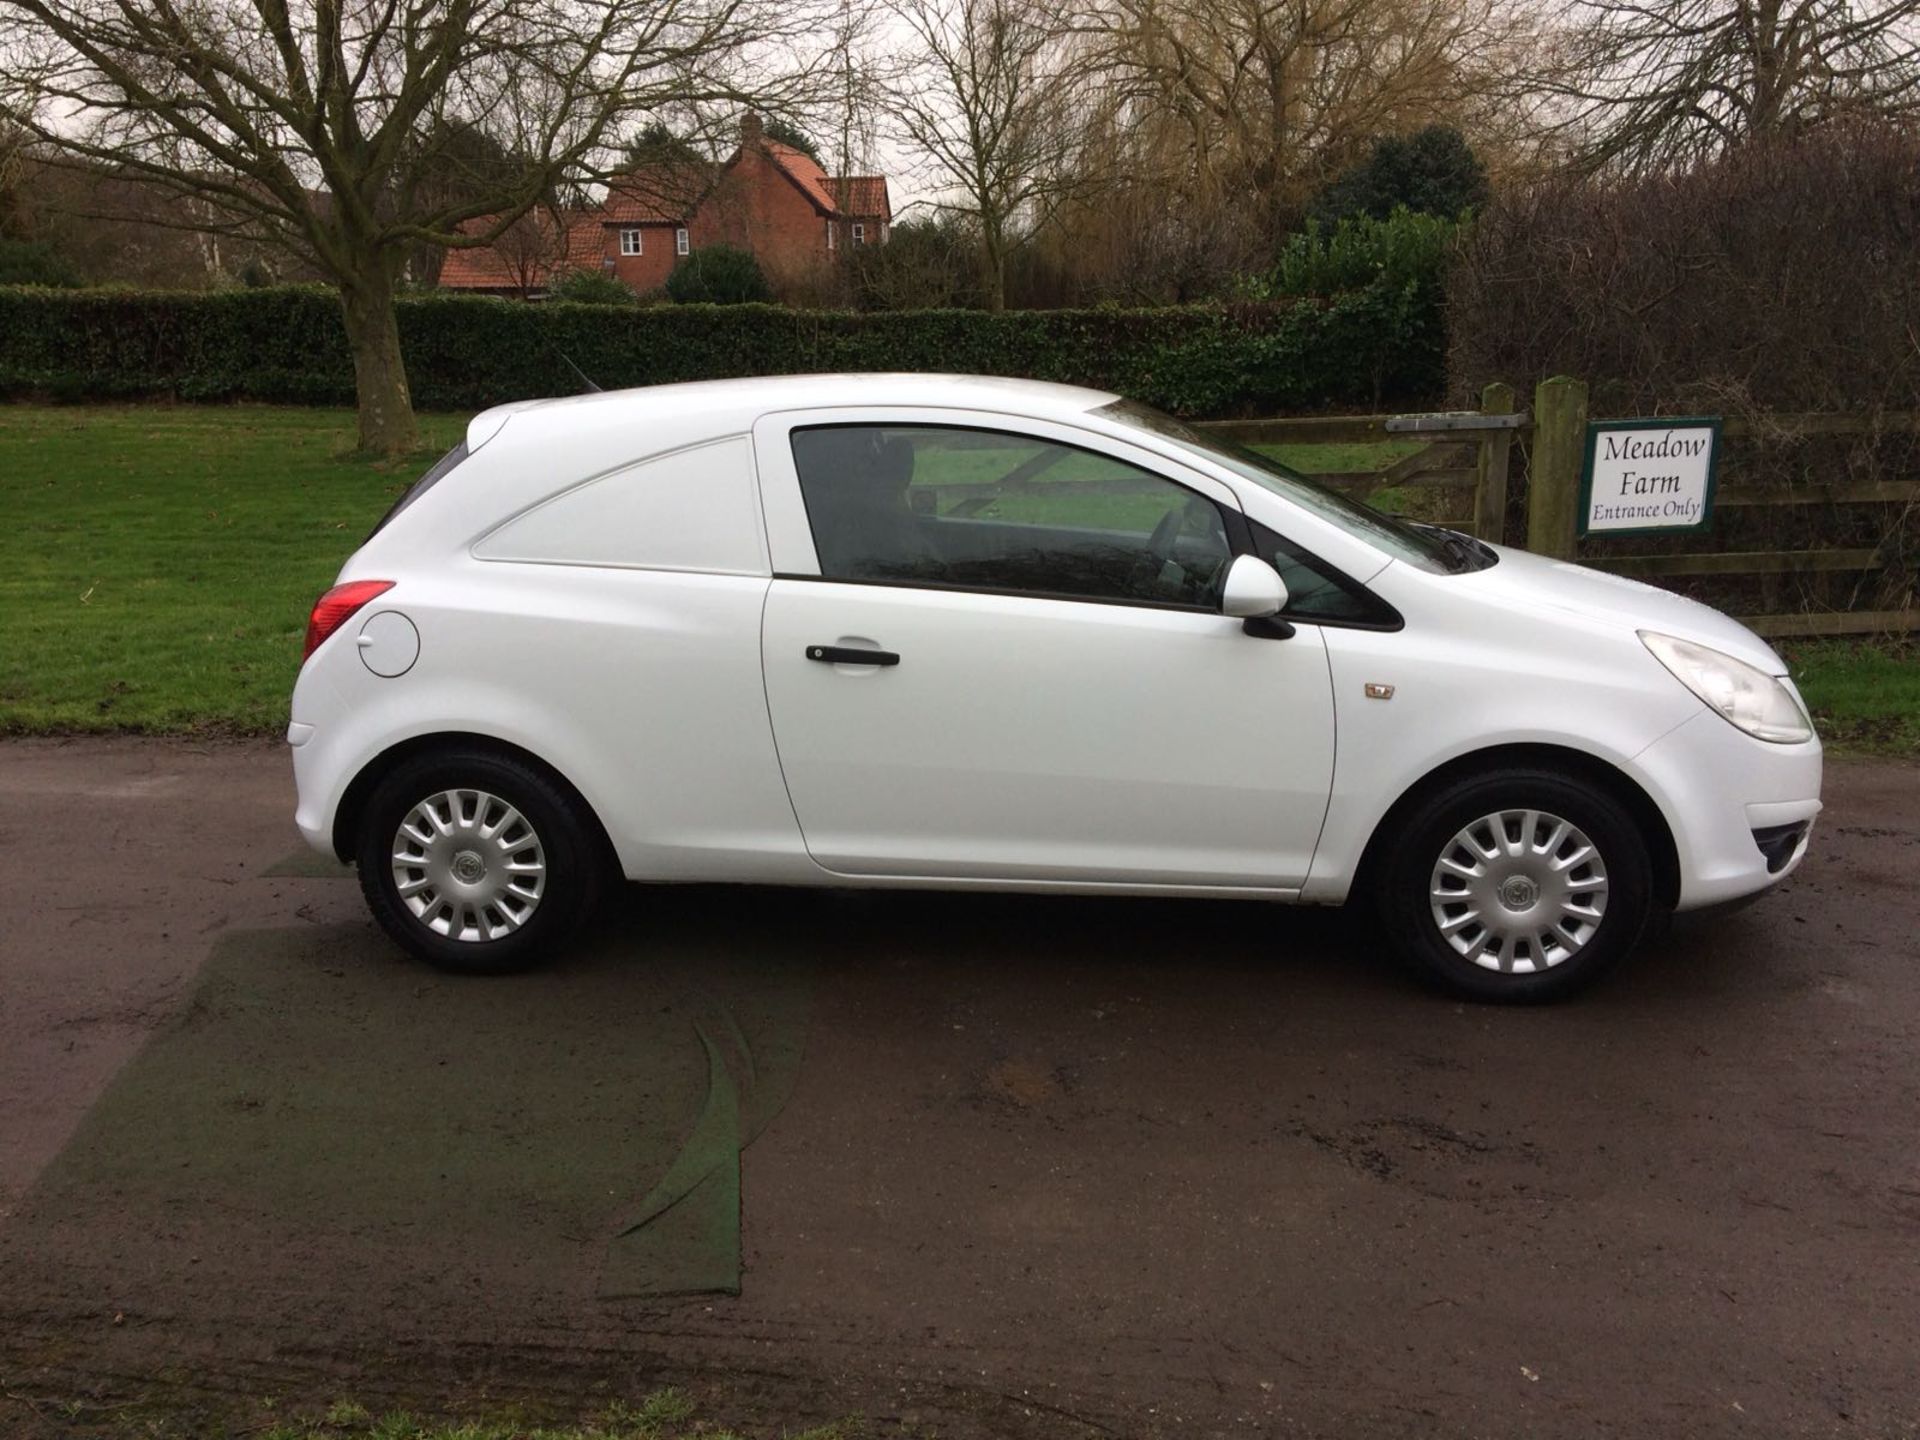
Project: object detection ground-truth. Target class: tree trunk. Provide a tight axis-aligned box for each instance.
[980,223,1007,312]
[1747,0,1786,140]
[338,261,419,456]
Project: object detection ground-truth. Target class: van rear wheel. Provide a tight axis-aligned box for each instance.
[1377,768,1655,1003]
[356,748,603,974]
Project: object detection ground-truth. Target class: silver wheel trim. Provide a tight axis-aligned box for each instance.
[390,788,547,943]
[1428,808,1609,974]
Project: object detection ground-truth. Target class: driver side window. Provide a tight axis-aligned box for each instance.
[790,424,1232,609]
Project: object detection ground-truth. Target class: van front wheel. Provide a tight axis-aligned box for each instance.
[1378,768,1655,1003]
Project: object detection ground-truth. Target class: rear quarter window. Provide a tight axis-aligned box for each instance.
[471,435,765,575]
[371,441,467,538]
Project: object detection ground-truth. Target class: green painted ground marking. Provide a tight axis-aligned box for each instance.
[601,1024,744,1297]
[262,849,356,879]
[12,919,813,1302]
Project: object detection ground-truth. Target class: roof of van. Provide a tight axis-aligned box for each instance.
[465,373,1122,453]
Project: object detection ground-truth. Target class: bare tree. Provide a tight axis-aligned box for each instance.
[882,0,1107,309]
[1541,0,1920,172]
[0,0,822,452]
[0,118,26,231]
[820,0,886,188]
[1079,0,1534,225]
[492,207,572,298]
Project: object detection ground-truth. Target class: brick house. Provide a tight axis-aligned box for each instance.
[439,116,891,298]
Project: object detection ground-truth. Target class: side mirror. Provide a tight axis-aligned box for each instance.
[1221,554,1289,619]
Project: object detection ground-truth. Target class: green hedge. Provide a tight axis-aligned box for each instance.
[0,283,1442,417]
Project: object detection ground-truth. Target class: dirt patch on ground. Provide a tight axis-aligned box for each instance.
[3,738,1918,1438]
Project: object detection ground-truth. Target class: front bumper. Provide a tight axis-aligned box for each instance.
[1633,709,1823,910]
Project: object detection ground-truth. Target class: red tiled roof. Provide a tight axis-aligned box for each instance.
[560,216,607,269]
[827,175,890,219]
[762,141,840,215]
[438,209,603,291]
[601,164,711,223]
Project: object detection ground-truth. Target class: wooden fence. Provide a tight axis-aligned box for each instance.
[1201,379,1920,640]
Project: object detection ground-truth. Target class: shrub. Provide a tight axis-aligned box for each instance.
[0,237,82,288]
[1266,208,1457,299]
[665,244,771,305]
[620,121,706,170]
[546,268,638,305]
[1448,125,1920,414]
[1311,126,1489,226]
[0,283,1446,415]
[1446,127,1920,624]
[850,217,978,311]
[1237,209,1455,400]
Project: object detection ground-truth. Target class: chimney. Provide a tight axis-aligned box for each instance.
[739,113,764,146]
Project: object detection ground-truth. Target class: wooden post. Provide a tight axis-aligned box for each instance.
[1471,381,1516,544]
[1527,376,1588,560]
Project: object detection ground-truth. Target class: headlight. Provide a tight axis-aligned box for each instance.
[1640,632,1813,744]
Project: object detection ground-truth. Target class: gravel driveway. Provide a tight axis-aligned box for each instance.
[2,738,1916,1438]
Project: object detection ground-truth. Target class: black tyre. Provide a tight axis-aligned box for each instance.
[355,747,605,974]
[1376,767,1656,1003]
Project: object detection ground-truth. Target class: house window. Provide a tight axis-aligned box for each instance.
[851,223,866,247]
[675,228,690,256]
[826,219,835,250]
[620,228,642,256]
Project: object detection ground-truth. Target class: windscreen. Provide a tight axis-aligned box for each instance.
[1095,398,1492,574]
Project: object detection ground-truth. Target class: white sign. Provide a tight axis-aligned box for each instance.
[1580,419,1720,536]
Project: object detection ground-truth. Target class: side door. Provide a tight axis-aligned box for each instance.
[753,409,1337,889]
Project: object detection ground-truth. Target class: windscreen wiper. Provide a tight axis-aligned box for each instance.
[1418,524,1487,573]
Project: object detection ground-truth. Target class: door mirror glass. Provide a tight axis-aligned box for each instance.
[1221,554,1289,619]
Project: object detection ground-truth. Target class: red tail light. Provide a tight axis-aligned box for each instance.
[303,580,395,661]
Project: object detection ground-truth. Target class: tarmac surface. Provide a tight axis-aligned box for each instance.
[2,737,1917,1438]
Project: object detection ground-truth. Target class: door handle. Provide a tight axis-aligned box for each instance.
[806,644,900,667]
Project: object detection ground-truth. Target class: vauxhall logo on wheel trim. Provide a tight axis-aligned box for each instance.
[1578,417,1722,536]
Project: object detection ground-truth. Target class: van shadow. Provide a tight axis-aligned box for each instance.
[578,874,1800,1014]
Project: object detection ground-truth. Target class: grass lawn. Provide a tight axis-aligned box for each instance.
[1246,438,1452,520]
[1779,637,1920,754]
[0,405,463,732]
[43,1388,858,1440]
[2,404,1914,752]
[1249,438,1423,475]
[260,1391,856,1440]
